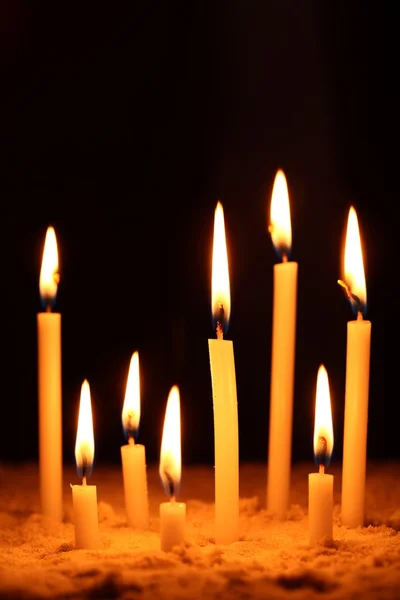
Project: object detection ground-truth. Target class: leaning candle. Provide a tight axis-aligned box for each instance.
[309,365,334,545]
[267,170,298,518]
[208,201,239,545]
[71,380,99,549]
[338,206,371,528]
[159,385,186,552]
[121,351,149,529]
[37,226,62,523]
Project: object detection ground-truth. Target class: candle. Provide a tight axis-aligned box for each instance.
[208,201,239,545]
[37,226,62,523]
[266,170,298,518]
[159,385,186,552]
[71,380,99,549]
[309,365,334,545]
[338,206,371,528]
[120,351,149,529]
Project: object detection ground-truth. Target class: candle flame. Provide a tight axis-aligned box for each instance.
[211,202,231,336]
[343,206,367,315]
[122,351,140,442]
[269,169,292,260]
[159,385,181,498]
[39,226,59,309]
[75,380,95,480]
[313,365,334,469]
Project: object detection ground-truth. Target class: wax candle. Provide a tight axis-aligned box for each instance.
[159,385,186,552]
[37,226,63,523]
[208,201,239,545]
[71,380,99,550]
[120,351,149,529]
[267,170,298,518]
[309,365,334,545]
[338,207,371,528]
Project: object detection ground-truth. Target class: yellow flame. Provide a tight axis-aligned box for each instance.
[269,169,292,255]
[211,202,231,325]
[122,351,140,436]
[344,206,367,307]
[313,365,334,459]
[39,226,59,302]
[75,380,95,473]
[159,385,181,494]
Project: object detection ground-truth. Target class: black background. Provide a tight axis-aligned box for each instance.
[0,2,386,469]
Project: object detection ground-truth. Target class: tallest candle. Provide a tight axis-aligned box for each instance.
[37,226,62,523]
[339,207,371,528]
[266,170,298,518]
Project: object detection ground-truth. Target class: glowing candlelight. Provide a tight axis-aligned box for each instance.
[267,170,298,518]
[37,226,62,523]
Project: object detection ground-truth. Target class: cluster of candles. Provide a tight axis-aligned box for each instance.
[37,169,370,549]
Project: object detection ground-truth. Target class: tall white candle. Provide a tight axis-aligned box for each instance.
[339,207,371,528]
[159,386,186,552]
[37,226,62,523]
[121,351,149,529]
[267,170,298,518]
[71,380,99,550]
[309,365,334,545]
[208,202,239,545]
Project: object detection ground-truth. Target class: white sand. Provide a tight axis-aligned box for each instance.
[0,461,399,599]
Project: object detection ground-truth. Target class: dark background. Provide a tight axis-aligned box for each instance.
[0,2,386,469]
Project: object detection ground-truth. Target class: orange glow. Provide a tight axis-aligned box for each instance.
[211,202,231,329]
[344,206,367,309]
[39,226,59,305]
[269,169,292,258]
[75,380,95,478]
[313,365,334,466]
[159,385,181,497]
[122,351,140,440]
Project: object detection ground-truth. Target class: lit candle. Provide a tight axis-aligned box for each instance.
[159,385,186,552]
[37,226,62,523]
[71,380,99,549]
[267,170,298,518]
[120,351,149,529]
[338,206,371,528]
[309,365,334,545]
[208,201,239,545]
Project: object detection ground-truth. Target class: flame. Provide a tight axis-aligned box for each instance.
[269,169,292,259]
[159,385,181,498]
[211,202,231,333]
[75,380,95,479]
[343,206,367,313]
[122,351,140,441]
[39,226,59,308]
[313,365,334,469]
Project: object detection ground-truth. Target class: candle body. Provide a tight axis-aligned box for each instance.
[37,312,62,523]
[208,339,239,544]
[267,261,298,517]
[72,484,99,549]
[160,501,186,552]
[308,472,333,544]
[341,319,371,527]
[121,443,149,529]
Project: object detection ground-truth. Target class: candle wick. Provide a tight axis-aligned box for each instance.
[357,310,363,321]
[216,303,224,340]
[82,476,87,486]
[45,303,52,313]
[170,495,176,504]
[319,464,325,475]
[216,321,224,340]
[337,279,364,316]
[282,252,288,263]
[128,436,135,446]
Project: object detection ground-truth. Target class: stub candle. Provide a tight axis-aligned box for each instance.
[267,170,298,518]
[37,226,62,523]
[309,365,334,545]
[338,207,371,528]
[208,201,239,545]
[120,351,149,529]
[71,380,99,550]
[159,385,186,552]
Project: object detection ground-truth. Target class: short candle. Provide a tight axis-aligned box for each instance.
[159,385,186,552]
